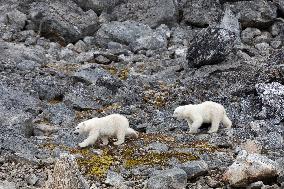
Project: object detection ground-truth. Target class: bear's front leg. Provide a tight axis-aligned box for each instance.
[79,131,99,148]
[114,130,125,145]
[208,118,221,133]
[188,119,202,134]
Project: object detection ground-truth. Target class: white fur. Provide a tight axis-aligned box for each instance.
[173,101,232,134]
[74,114,138,148]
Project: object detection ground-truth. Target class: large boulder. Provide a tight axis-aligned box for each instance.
[27,0,99,44]
[223,151,279,187]
[147,168,187,189]
[181,0,222,27]
[112,0,178,28]
[95,21,168,52]
[230,0,277,28]
[187,28,236,68]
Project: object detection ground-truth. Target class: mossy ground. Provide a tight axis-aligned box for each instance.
[42,132,219,179]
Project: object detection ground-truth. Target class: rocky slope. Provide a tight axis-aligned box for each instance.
[0,0,283,188]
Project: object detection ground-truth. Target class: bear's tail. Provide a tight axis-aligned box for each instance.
[222,112,232,128]
[126,128,139,138]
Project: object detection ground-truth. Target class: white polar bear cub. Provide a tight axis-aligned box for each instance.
[74,114,138,148]
[173,101,232,134]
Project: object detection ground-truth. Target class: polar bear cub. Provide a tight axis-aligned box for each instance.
[173,101,232,134]
[74,114,138,148]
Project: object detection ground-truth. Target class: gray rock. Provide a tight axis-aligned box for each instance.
[146,142,169,152]
[147,168,187,189]
[33,123,59,136]
[95,20,152,48]
[0,9,27,35]
[187,27,236,68]
[74,40,87,53]
[182,0,222,27]
[74,0,123,14]
[27,1,99,44]
[44,154,89,189]
[95,55,111,65]
[230,0,277,28]
[255,82,284,124]
[16,60,41,71]
[64,83,102,110]
[76,51,95,63]
[95,20,168,51]
[59,48,78,62]
[179,160,208,179]
[223,152,279,187]
[0,181,16,189]
[104,171,127,189]
[241,27,262,45]
[26,173,39,186]
[112,0,178,28]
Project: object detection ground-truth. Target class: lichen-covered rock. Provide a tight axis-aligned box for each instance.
[27,0,99,44]
[147,168,187,189]
[223,151,279,187]
[112,0,178,28]
[104,171,127,189]
[187,28,236,68]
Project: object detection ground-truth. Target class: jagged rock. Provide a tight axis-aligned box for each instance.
[27,1,99,44]
[44,154,89,189]
[147,168,187,189]
[112,0,178,28]
[187,27,236,68]
[230,0,277,28]
[223,151,279,187]
[74,40,87,53]
[182,0,222,27]
[179,160,209,179]
[255,82,284,124]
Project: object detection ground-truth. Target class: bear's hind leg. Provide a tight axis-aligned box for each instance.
[208,118,220,133]
[114,129,125,145]
[101,137,109,146]
[79,131,99,148]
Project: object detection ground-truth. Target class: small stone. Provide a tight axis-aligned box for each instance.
[95,55,111,65]
[26,174,39,186]
[105,171,127,189]
[248,181,264,189]
[74,40,87,52]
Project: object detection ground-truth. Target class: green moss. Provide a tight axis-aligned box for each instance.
[71,148,114,177]
[122,148,199,169]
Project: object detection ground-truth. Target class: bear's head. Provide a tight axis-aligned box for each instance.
[74,122,87,135]
[173,106,186,120]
